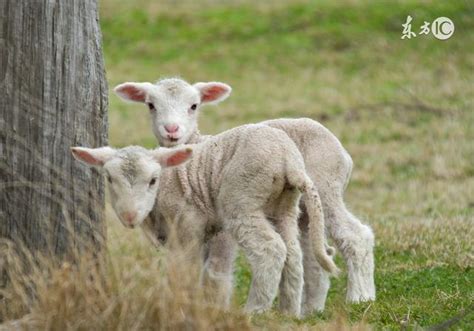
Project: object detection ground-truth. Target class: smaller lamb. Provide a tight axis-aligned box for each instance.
[72,124,338,316]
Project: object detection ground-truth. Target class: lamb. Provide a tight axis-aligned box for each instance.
[114,78,376,313]
[71,124,338,316]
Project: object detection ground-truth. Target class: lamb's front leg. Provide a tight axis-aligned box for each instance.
[202,231,237,309]
[167,209,208,263]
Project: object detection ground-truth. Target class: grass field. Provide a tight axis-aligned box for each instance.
[98,1,474,329]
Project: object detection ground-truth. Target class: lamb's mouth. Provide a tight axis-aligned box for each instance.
[163,136,180,144]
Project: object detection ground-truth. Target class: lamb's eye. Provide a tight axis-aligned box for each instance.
[149,178,157,186]
[147,103,155,111]
[190,104,197,111]
[107,175,112,184]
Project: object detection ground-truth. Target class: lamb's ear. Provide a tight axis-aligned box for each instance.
[193,82,232,105]
[152,147,193,168]
[71,147,116,167]
[114,82,155,103]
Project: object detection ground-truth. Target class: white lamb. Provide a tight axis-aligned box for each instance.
[71,124,338,316]
[114,78,376,312]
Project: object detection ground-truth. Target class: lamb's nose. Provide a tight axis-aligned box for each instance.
[164,124,179,133]
[121,211,137,224]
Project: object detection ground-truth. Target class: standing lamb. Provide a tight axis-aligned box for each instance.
[114,78,376,312]
[71,124,338,316]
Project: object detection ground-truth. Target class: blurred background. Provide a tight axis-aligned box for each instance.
[100,0,473,328]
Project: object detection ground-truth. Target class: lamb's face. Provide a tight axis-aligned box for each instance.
[148,80,201,147]
[104,151,162,228]
[71,145,193,229]
[114,78,232,147]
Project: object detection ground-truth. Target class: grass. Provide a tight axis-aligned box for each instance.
[0,228,253,330]
[100,0,473,329]
[2,0,473,329]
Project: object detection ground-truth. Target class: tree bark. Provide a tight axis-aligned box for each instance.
[0,0,108,281]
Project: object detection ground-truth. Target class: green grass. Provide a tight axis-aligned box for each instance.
[100,0,474,329]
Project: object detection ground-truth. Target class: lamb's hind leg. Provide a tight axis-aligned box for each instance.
[325,198,375,303]
[273,188,304,317]
[299,207,332,315]
[226,212,287,314]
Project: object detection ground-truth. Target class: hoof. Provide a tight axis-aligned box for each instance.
[346,292,376,304]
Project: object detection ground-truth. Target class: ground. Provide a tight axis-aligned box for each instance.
[100,0,473,329]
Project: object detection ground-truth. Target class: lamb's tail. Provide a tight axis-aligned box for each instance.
[300,179,339,276]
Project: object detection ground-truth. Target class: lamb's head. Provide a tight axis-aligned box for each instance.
[114,78,231,147]
[71,145,193,228]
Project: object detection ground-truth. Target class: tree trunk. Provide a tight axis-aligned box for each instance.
[0,0,108,281]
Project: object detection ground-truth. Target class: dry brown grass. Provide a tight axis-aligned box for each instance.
[0,230,252,331]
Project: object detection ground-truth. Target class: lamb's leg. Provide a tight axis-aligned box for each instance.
[202,231,237,309]
[227,212,287,314]
[166,210,208,264]
[273,190,304,317]
[298,208,332,315]
[325,199,375,303]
